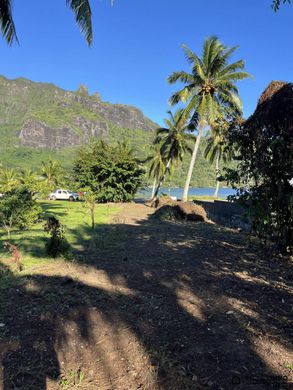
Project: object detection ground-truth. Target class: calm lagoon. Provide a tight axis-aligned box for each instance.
[137,187,236,200]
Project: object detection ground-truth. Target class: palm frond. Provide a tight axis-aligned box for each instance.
[66,0,92,45]
[0,0,18,44]
[167,71,194,85]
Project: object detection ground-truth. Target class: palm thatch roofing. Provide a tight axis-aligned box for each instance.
[245,81,293,131]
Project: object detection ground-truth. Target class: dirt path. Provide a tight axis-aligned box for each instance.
[0,203,292,390]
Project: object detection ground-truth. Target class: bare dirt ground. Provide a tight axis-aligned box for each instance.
[0,203,292,389]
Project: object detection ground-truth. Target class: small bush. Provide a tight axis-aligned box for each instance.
[44,217,69,258]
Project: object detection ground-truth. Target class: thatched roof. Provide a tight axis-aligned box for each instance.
[245,81,293,131]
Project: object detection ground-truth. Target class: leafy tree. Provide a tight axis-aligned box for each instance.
[0,189,42,238]
[204,118,234,197]
[0,0,93,45]
[73,140,144,202]
[168,36,250,201]
[223,82,293,253]
[0,167,19,192]
[152,109,195,199]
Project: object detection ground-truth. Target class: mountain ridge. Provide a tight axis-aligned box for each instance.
[0,75,156,151]
[0,75,228,188]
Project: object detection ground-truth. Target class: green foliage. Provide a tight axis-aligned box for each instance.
[0,167,19,192]
[151,109,195,198]
[41,159,64,193]
[0,189,42,237]
[168,36,250,199]
[44,216,69,258]
[168,37,251,124]
[73,140,145,202]
[223,117,293,253]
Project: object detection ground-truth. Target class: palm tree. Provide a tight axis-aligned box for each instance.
[168,36,251,201]
[116,140,136,160]
[19,168,41,195]
[0,0,93,45]
[152,109,195,199]
[148,145,166,199]
[0,167,19,192]
[41,160,63,191]
[204,120,233,198]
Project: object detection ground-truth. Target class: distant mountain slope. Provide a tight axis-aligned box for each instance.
[0,75,155,150]
[0,75,231,188]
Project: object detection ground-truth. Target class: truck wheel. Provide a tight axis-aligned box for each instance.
[69,196,74,201]
[51,195,56,201]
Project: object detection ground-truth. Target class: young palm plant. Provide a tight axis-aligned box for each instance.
[148,144,166,199]
[204,120,234,198]
[152,109,195,200]
[168,36,251,201]
[19,168,41,196]
[41,160,64,191]
[0,167,19,192]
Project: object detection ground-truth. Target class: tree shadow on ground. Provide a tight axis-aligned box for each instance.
[0,215,292,389]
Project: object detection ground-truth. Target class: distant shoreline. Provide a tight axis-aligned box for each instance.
[137,187,236,200]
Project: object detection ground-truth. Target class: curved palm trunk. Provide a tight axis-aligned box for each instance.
[182,125,203,202]
[151,177,157,200]
[153,159,171,200]
[213,151,220,198]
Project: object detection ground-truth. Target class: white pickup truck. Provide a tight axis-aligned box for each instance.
[49,189,79,201]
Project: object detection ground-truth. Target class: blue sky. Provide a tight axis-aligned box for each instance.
[0,0,292,124]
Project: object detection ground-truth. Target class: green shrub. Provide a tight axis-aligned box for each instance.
[73,140,144,202]
[44,216,69,258]
[0,189,42,237]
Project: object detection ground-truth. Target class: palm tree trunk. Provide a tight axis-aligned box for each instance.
[182,124,203,202]
[151,177,156,200]
[153,159,171,200]
[213,151,220,198]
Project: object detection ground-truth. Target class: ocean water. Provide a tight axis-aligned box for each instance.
[137,187,236,200]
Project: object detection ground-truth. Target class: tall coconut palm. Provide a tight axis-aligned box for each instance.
[168,36,251,201]
[0,167,19,192]
[204,120,234,198]
[0,0,93,45]
[152,109,195,199]
[41,160,63,191]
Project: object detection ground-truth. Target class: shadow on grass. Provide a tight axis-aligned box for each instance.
[0,215,292,389]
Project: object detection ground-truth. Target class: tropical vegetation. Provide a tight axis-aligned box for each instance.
[168,36,251,201]
[224,81,293,253]
[151,109,195,199]
[72,140,145,202]
[204,118,234,197]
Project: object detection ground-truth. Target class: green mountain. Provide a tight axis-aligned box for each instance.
[0,75,228,188]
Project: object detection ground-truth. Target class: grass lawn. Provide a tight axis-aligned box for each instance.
[0,200,121,269]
